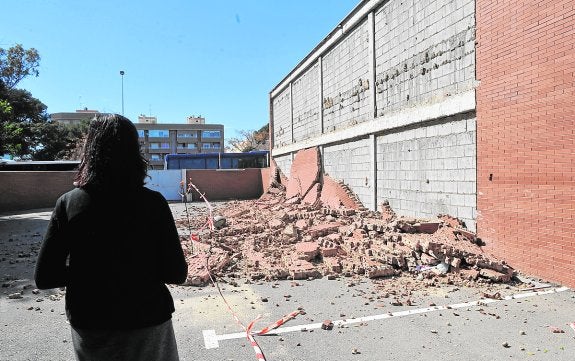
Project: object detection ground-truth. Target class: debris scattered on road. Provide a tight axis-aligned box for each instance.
[549,326,565,334]
[176,186,516,296]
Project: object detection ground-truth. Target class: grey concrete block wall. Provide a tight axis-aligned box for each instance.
[292,63,321,142]
[377,112,476,230]
[322,138,374,210]
[271,87,292,148]
[322,19,371,132]
[273,154,293,178]
[270,0,478,229]
[374,0,475,115]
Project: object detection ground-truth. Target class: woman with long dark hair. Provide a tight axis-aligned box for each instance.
[35,114,188,360]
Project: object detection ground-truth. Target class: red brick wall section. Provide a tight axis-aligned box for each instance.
[184,169,265,201]
[0,172,76,213]
[320,175,363,210]
[285,147,320,199]
[476,0,575,287]
[260,167,270,194]
[302,182,320,205]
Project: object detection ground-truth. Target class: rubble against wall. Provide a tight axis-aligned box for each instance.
[176,147,514,290]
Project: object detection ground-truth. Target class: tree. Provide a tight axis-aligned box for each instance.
[226,123,269,152]
[0,44,40,89]
[31,120,89,160]
[0,45,85,160]
[0,82,49,158]
[0,45,44,158]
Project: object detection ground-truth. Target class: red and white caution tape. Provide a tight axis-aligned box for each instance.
[187,180,302,361]
[186,180,214,231]
[248,310,303,336]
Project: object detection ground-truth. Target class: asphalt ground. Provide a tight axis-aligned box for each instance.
[1,203,575,361]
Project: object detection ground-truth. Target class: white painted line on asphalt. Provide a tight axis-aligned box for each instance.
[202,329,219,349]
[202,286,570,349]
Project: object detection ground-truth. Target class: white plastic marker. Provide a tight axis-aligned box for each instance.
[203,286,570,349]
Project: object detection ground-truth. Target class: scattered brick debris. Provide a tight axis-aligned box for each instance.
[177,191,515,289]
[548,326,565,333]
[175,147,520,298]
[482,291,503,300]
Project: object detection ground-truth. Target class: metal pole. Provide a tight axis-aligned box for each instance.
[120,70,125,115]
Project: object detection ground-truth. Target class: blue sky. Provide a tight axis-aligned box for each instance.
[1,0,358,139]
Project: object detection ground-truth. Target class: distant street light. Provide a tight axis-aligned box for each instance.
[120,70,125,115]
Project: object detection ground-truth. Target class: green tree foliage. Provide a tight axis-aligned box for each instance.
[0,82,48,158]
[0,44,87,160]
[31,120,89,160]
[0,99,11,114]
[227,123,269,152]
[0,44,40,89]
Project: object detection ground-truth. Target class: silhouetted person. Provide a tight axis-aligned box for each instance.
[35,113,188,361]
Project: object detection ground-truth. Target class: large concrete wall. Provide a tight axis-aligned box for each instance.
[476,0,575,287]
[377,112,476,230]
[374,0,475,114]
[270,0,477,228]
[292,63,321,142]
[322,18,372,131]
[271,87,292,148]
[322,138,374,210]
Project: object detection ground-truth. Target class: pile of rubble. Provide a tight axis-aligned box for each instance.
[175,147,515,293]
[176,191,514,289]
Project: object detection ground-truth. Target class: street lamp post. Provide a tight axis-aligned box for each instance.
[120,70,125,115]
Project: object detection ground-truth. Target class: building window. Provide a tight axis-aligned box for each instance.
[151,142,169,149]
[178,143,197,149]
[202,130,221,138]
[150,154,164,161]
[202,143,211,149]
[149,129,169,137]
[178,131,197,138]
[137,130,146,137]
[212,143,221,149]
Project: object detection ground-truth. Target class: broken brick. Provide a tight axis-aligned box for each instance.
[321,320,334,330]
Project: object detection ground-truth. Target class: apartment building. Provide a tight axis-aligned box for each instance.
[135,115,224,169]
[51,111,224,169]
[50,108,99,125]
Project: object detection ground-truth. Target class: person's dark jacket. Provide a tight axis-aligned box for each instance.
[35,187,188,329]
